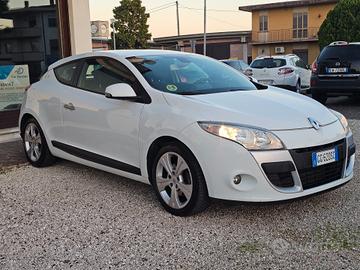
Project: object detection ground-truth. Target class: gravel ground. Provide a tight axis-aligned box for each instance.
[0,113,359,269]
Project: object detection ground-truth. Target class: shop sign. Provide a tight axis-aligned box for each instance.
[0,65,30,111]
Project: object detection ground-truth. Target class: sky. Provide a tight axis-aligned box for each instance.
[89,0,298,38]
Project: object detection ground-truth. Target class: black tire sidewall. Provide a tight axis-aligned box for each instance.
[150,143,208,216]
[23,118,52,167]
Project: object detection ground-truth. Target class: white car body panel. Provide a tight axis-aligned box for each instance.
[249,55,311,89]
[19,50,355,202]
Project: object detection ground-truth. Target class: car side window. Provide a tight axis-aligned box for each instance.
[77,57,137,94]
[54,61,81,86]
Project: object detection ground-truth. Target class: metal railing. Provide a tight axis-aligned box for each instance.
[252,27,319,43]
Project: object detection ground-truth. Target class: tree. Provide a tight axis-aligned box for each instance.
[112,0,151,49]
[318,0,360,49]
[0,0,9,15]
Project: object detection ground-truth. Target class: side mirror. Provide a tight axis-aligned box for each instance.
[105,83,137,100]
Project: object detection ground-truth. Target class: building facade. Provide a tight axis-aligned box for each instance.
[91,20,111,51]
[153,31,252,63]
[0,0,92,130]
[239,0,339,65]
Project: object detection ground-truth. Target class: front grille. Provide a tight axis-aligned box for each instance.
[297,160,343,190]
[290,139,346,190]
[262,161,295,188]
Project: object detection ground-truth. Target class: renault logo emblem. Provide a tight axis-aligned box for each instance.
[308,117,320,130]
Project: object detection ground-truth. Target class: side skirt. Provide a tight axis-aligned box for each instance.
[51,141,141,176]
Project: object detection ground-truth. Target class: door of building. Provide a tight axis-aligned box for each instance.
[293,49,309,65]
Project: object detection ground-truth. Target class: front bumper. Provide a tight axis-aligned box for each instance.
[181,122,355,202]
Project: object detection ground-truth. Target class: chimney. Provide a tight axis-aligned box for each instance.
[24,1,29,8]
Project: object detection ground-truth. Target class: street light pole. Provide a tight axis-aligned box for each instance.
[176,1,180,36]
[110,18,116,50]
[203,0,207,56]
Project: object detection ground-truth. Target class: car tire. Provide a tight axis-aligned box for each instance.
[22,118,56,167]
[151,143,210,216]
[312,91,328,105]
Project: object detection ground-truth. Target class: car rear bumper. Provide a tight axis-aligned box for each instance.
[311,75,360,95]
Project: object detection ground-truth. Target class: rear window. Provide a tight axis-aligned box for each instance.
[319,45,360,61]
[54,61,80,86]
[250,58,286,69]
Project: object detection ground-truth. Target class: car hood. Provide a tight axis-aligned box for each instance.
[164,87,338,131]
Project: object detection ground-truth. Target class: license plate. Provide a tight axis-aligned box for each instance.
[259,80,273,85]
[312,147,338,167]
[326,67,348,73]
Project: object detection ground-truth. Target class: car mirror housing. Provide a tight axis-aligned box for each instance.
[105,83,137,99]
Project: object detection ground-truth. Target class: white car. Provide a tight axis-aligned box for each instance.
[245,55,311,92]
[19,50,355,216]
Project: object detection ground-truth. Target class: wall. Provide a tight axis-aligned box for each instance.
[67,0,92,55]
[250,3,336,64]
[251,3,336,33]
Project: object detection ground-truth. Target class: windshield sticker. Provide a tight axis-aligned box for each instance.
[166,84,178,92]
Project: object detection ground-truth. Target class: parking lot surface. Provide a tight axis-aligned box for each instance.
[0,97,359,269]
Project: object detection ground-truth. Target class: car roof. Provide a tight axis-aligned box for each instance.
[48,49,186,70]
[254,54,295,60]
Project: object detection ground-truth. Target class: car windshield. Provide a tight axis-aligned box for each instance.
[250,58,286,69]
[128,54,257,95]
[319,45,360,61]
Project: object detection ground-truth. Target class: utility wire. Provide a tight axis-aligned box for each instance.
[180,6,240,13]
[179,6,242,27]
[148,2,175,13]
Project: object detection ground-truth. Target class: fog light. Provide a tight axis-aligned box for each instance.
[233,175,242,185]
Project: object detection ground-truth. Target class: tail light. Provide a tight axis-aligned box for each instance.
[311,61,318,74]
[278,68,294,75]
[244,68,253,76]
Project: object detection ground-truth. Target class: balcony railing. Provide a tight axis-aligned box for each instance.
[252,27,319,44]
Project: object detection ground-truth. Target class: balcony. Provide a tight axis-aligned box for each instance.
[0,27,42,39]
[252,27,319,44]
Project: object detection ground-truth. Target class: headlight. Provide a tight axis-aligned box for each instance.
[331,110,349,133]
[198,122,284,150]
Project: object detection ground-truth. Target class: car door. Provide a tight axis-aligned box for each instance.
[51,60,82,144]
[60,57,146,174]
[294,57,311,87]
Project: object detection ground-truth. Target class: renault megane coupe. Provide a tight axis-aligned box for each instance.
[19,50,356,216]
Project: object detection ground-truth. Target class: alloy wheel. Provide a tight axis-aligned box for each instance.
[155,152,193,209]
[24,123,42,162]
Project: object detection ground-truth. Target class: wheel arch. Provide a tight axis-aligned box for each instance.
[146,136,200,183]
[20,113,36,138]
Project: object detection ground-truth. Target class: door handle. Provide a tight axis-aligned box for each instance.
[64,103,75,111]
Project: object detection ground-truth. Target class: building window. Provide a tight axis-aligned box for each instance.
[48,17,57,28]
[293,12,308,39]
[259,15,268,32]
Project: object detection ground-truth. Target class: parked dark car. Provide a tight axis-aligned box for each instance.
[311,41,360,104]
[220,59,249,74]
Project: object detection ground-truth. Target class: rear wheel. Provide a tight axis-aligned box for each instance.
[312,91,328,105]
[151,143,210,216]
[23,118,56,167]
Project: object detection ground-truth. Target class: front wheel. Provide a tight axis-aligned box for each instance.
[151,143,210,216]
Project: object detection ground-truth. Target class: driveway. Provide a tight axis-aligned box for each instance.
[0,96,359,269]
